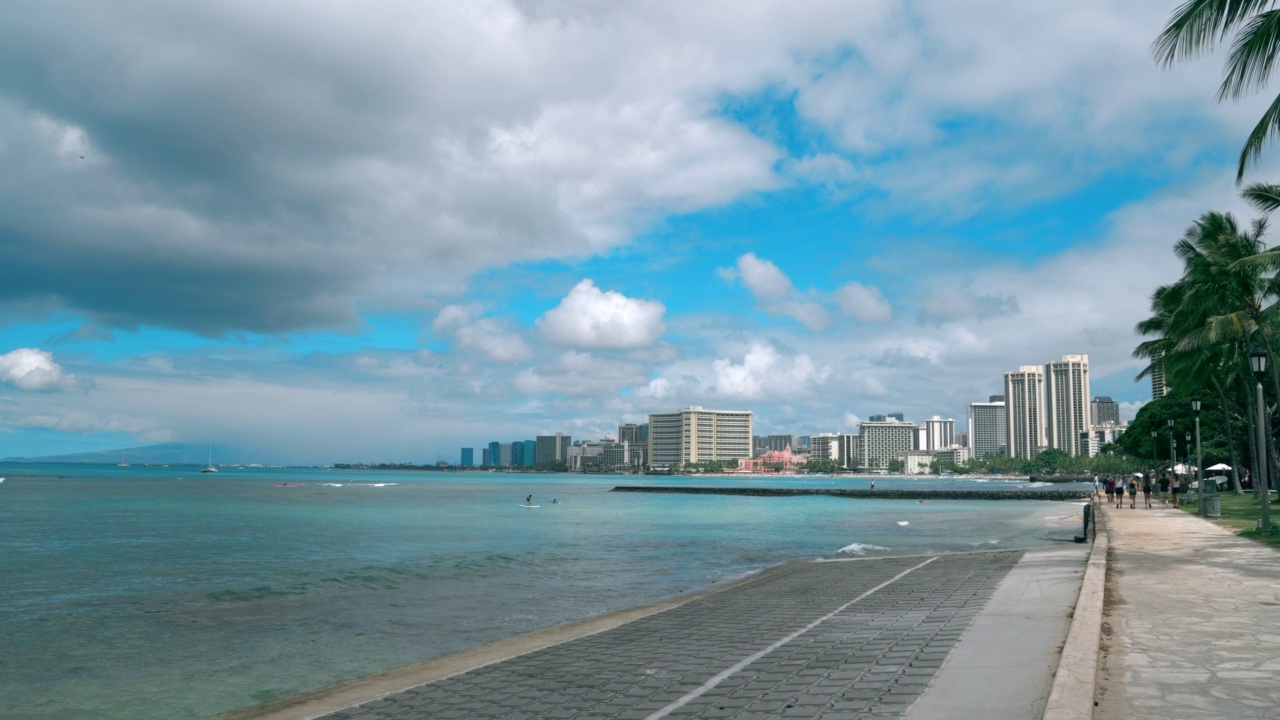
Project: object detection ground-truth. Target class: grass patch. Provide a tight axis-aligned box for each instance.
[1182,491,1280,549]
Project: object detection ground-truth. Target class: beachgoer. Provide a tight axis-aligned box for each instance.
[1171,478,1182,508]
[1127,478,1138,509]
[525,494,532,506]
[1105,477,1116,505]
[870,480,875,490]
[1158,474,1170,506]
[1141,475,1153,508]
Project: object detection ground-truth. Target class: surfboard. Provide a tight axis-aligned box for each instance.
[517,504,540,508]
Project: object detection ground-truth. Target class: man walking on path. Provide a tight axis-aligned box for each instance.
[1095,502,1280,718]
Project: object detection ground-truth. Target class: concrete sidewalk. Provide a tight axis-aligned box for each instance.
[1094,499,1280,719]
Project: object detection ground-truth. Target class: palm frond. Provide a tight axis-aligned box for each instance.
[1236,89,1280,182]
[1242,181,1280,212]
[1218,10,1280,100]
[1154,0,1279,66]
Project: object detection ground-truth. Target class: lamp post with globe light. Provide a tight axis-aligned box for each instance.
[1249,347,1271,532]
[1167,418,1176,477]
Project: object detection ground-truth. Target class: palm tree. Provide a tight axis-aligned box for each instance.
[1154,1,1280,183]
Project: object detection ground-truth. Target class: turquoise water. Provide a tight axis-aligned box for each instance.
[0,465,1086,720]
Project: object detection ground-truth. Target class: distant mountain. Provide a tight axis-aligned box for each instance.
[1,443,213,465]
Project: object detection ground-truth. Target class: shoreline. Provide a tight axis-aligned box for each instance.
[208,560,808,720]
[209,504,1089,720]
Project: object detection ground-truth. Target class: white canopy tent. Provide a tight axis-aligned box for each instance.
[1207,463,1232,471]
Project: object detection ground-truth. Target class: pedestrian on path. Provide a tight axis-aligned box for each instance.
[1158,474,1170,506]
[1127,478,1138,509]
[1142,475,1153,508]
[1105,477,1116,505]
[1171,477,1182,508]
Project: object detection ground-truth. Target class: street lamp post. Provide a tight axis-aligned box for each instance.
[1151,429,1158,476]
[1249,347,1271,532]
[1167,418,1176,476]
[1193,395,1206,515]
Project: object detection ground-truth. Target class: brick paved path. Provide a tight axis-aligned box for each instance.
[321,551,1023,720]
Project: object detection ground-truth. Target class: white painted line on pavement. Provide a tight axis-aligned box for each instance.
[644,555,939,720]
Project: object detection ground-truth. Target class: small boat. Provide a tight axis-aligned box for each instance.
[201,444,218,473]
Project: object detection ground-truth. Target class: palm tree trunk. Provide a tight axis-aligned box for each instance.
[1211,375,1244,494]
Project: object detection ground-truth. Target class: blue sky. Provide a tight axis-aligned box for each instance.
[0,1,1275,464]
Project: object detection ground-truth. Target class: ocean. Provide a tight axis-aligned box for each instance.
[0,464,1088,720]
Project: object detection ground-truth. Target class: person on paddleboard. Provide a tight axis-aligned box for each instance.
[525,494,532,506]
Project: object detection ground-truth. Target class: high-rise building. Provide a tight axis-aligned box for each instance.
[1045,355,1091,456]
[499,443,514,467]
[511,441,525,468]
[1091,396,1120,426]
[647,407,754,468]
[754,434,796,455]
[618,423,649,447]
[858,417,915,470]
[522,440,537,468]
[968,397,1008,459]
[481,448,490,466]
[809,433,839,462]
[488,441,501,467]
[460,448,474,467]
[1151,351,1169,399]
[535,433,572,466]
[1004,366,1046,460]
[920,416,955,451]
[954,431,968,449]
[838,434,860,469]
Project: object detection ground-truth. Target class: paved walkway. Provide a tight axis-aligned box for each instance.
[225,546,1088,720]
[1095,498,1280,719]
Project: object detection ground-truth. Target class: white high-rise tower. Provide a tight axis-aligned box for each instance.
[1045,355,1091,457]
[1004,366,1045,460]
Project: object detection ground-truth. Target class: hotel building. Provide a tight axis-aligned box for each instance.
[1004,366,1046,460]
[647,407,754,468]
[968,396,1008,459]
[1045,355,1091,457]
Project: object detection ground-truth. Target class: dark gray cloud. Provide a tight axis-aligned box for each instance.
[0,1,776,336]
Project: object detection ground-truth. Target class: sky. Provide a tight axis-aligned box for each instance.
[1,0,1276,464]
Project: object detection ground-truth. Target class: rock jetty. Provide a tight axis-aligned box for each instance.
[612,486,1094,501]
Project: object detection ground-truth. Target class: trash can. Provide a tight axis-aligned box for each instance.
[1205,493,1221,518]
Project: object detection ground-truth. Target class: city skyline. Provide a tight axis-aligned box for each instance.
[0,2,1266,464]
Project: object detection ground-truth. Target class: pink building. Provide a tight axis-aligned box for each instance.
[734,445,804,473]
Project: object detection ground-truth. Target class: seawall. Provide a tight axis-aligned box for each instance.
[611,486,1094,501]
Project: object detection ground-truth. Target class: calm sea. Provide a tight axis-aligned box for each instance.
[0,464,1087,720]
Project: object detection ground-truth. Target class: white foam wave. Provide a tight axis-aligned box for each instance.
[896,520,910,526]
[322,483,343,487]
[838,542,891,556]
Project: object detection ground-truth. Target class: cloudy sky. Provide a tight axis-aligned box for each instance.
[0,0,1273,464]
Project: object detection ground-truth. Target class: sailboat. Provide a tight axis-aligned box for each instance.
[118,451,129,467]
[201,444,218,473]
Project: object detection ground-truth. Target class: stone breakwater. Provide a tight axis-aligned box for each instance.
[612,486,1094,501]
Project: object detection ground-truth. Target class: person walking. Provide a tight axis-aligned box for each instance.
[1127,477,1139,509]
[1142,475,1153,508]
[1158,474,1170,506]
[1105,477,1116,506]
[1171,477,1182,509]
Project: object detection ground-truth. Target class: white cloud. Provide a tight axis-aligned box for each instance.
[514,351,647,396]
[537,280,666,349]
[432,305,533,362]
[721,253,832,330]
[710,343,828,399]
[0,348,78,391]
[834,282,893,323]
